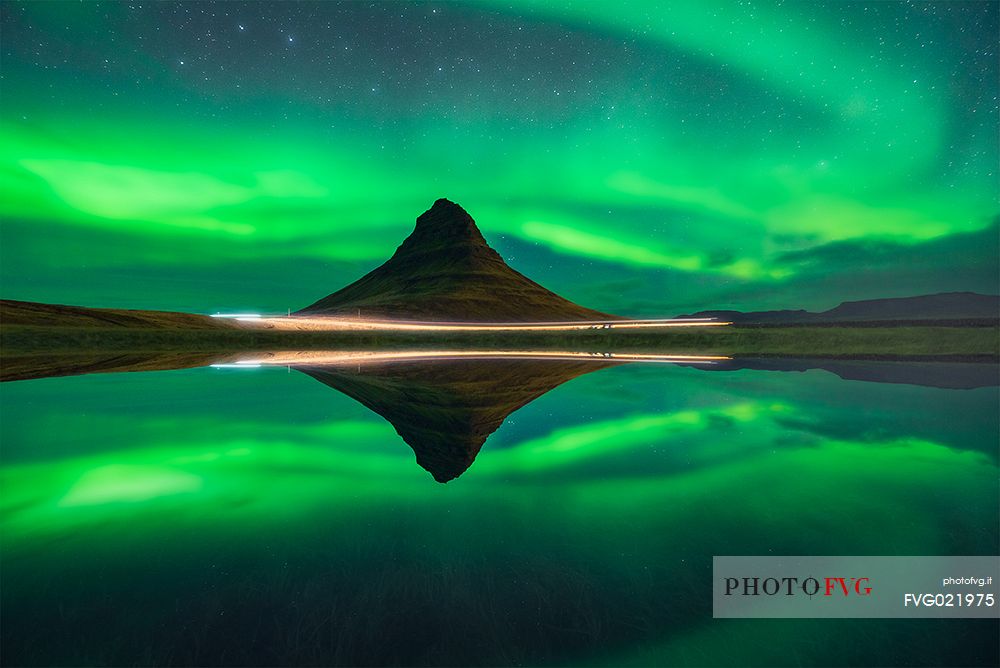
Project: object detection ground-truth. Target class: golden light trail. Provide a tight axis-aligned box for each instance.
[215,350,731,367]
[231,315,732,332]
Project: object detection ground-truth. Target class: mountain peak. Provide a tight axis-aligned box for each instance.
[298,199,619,322]
[431,197,461,210]
[410,198,484,242]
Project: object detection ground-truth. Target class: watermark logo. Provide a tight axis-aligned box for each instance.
[713,556,998,618]
[723,576,872,597]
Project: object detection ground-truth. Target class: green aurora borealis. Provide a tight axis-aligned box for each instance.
[1,1,998,314]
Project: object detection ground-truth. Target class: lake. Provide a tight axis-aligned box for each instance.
[1,356,997,666]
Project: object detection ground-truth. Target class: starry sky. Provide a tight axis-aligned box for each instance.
[1,1,997,315]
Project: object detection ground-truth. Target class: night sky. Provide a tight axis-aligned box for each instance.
[1,1,997,316]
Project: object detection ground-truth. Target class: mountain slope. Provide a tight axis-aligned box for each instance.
[298,199,619,322]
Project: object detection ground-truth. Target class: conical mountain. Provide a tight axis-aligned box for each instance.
[298,199,619,321]
[298,357,618,482]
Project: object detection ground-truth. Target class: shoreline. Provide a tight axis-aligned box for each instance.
[3,324,997,359]
[3,298,997,360]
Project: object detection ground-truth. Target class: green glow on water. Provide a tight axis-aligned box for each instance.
[0,363,996,665]
[59,464,204,506]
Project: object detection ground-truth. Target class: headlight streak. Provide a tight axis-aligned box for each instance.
[221,350,730,367]
[228,315,731,331]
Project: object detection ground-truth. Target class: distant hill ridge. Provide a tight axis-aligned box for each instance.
[679,292,999,324]
[298,198,618,322]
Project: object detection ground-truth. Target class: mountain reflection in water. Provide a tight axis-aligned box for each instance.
[236,350,730,482]
[2,348,996,483]
[1,349,997,667]
[299,357,623,482]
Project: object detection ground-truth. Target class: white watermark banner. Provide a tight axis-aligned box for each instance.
[713,556,999,618]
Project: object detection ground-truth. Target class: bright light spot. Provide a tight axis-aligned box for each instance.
[59,465,202,506]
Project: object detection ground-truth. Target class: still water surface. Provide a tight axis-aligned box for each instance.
[1,358,997,666]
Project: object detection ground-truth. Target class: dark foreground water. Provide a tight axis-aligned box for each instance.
[1,358,997,667]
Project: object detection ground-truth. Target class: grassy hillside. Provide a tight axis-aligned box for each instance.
[0,299,238,330]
